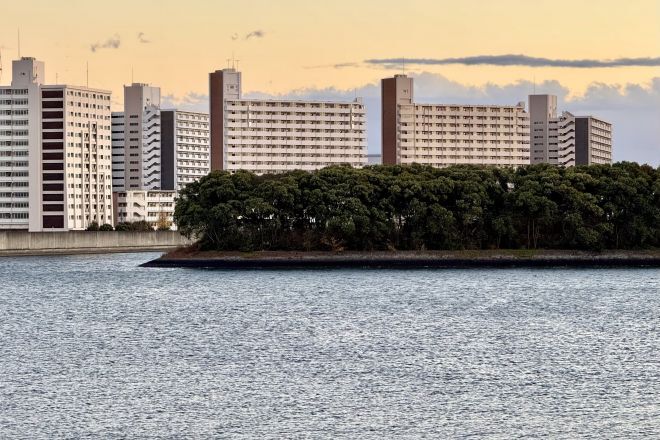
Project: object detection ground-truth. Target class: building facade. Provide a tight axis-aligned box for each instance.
[573,115,612,165]
[113,190,175,228]
[119,83,161,190]
[529,94,559,165]
[529,94,612,166]
[111,112,125,190]
[209,68,367,174]
[382,75,530,167]
[160,109,210,191]
[1,57,113,231]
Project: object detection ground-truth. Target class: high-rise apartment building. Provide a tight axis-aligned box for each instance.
[572,115,612,165]
[209,68,367,174]
[381,75,530,167]
[117,83,161,190]
[529,95,612,166]
[1,57,113,231]
[529,94,559,164]
[382,74,414,166]
[160,109,210,192]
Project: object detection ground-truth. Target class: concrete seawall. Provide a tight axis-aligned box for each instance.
[0,231,193,256]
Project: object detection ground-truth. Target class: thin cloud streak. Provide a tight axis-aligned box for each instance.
[365,55,660,68]
[304,62,360,70]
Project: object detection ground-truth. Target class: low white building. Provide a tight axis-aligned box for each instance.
[113,190,175,229]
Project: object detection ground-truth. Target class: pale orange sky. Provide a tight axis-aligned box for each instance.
[1,0,659,108]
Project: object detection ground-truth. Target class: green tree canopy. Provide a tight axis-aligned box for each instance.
[175,163,660,252]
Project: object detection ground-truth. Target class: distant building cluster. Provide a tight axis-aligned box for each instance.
[528,94,612,167]
[0,56,613,231]
[380,74,612,168]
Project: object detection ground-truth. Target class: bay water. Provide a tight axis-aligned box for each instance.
[1,252,659,438]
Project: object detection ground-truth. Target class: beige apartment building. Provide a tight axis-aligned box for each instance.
[209,68,367,174]
[382,74,530,167]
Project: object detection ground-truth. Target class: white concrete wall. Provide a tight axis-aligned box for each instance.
[0,230,191,252]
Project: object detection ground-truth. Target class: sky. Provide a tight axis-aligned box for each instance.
[2,0,659,164]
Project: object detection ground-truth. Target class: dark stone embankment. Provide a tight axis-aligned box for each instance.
[142,250,660,269]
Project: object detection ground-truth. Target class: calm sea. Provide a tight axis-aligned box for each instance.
[1,252,659,438]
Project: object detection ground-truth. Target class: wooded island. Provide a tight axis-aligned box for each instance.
[174,163,660,252]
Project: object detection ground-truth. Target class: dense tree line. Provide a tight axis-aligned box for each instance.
[174,163,660,251]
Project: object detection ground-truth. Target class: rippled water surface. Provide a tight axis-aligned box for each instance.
[1,252,660,438]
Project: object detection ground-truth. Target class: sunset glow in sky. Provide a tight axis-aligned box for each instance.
[2,0,659,163]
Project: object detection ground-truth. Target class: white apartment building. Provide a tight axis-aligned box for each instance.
[119,83,161,190]
[530,95,612,166]
[1,57,113,231]
[209,68,367,174]
[382,75,530,167]
[113,190,175,228]
[160,110,210,192]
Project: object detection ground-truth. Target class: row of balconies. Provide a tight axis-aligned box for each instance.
[226,162,366,171]
[401,146,528,153]
[399,139,529,145]
[225,123,365,132]
[402,123,527,130]
[225,103,363,113]
[227,141,367,149]
[176,158,209,164]
[404,115,527,123]
[228,154,364,161]
[227,153,365,160]
[225,113,366,120]
[225,132,366,140]
[226,131,367,138]
[400,132,528,138]
[400,156,530,163]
